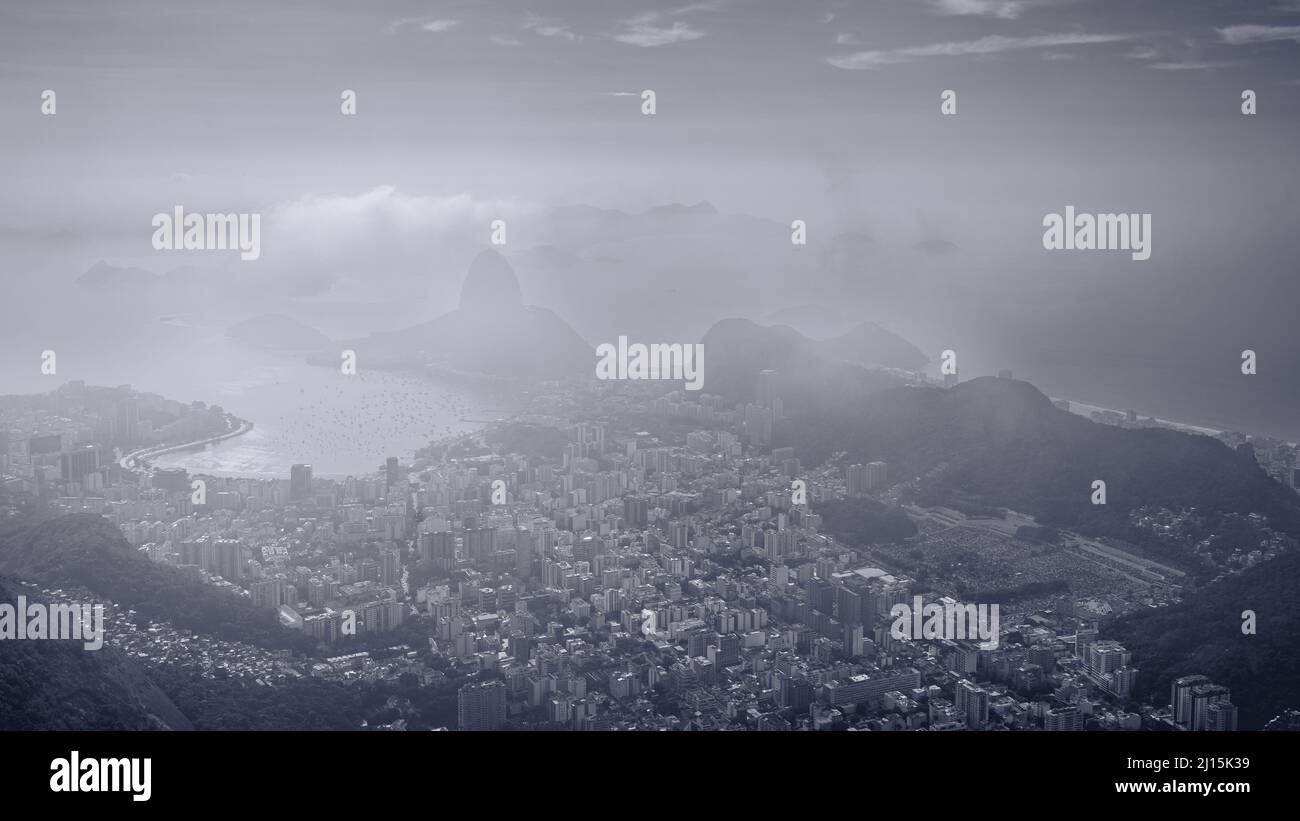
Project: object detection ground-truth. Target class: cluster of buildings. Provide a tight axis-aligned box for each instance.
[0,381,230,500]
[0,376,1255,731]
[1169,675,1239,731]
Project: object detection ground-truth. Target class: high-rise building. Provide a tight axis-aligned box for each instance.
[458,680,507,731]
[420,531,456,571]
[463,527,495,564]
[1190,683,1232,731]
[1085,640,1130,675]
[763,528,795,560]
[864,461,888,490]
[27,433,63,455]
[290,464,313,502]
[251,578,284,609]
[847,464,867,496]
[153,467,190,493]
[956,680,990,729]
[361,598,405,634]
[1170,674,1209,727]
[1204,700,1238,731]
[768,563,789,588]
[386,456,400,490]
[304,611,340,643]
[1044,705,1083,731]
[514,529,533,579]
[1074,625,1099,658]
[212,539,245,581]
[114,392,140,446]
[847,625,867,657]
[623,496,648,528]
[743,404,774,446]
[1103,666,1139,699]
[573,423,605,457]
[379,548,401,585]
[718,633,742,667]
[59,444,100,483]
[806,578,835,615]
[847,462,888,494]
[835,585,862,626]
[756,369,779,406]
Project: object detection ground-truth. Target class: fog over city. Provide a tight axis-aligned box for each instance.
[2,0,1299,435]
[2,0,1300,748]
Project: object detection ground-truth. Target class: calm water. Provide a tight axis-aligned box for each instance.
[0,312,502,478]
[149,351,505,478]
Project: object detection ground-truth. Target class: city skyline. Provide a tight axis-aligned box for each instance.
[2,0,1300,752]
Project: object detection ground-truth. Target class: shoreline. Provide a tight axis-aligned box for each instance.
[113,377,1288,484]
[1050,395,1296,447]
[118,414,254,472]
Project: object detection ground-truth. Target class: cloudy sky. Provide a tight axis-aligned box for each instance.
[1,0,1299,436]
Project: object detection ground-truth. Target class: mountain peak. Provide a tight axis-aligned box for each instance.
[459,249,523,312]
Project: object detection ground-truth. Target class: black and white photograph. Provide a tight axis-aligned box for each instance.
[1,0,1297,802]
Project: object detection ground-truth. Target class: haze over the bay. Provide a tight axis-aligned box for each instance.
[3,0,1299,438]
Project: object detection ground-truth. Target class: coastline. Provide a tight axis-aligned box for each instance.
[118,414,254,473]
[1050,394,1297,447]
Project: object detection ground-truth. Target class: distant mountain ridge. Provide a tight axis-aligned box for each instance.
[314,249,591,379]
[777,376,1300,543]
[810,321,930,372]
[699,317,920,406]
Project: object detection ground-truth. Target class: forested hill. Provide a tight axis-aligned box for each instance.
[776,376,1300,544]
[1112,549,1300,728]
[0,577,193,730]
[0,514,312,653]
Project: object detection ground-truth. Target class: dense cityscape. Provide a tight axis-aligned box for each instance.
[4,371,1295,732]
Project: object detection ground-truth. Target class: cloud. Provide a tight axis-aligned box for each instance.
[925,0,1074,19]
[1126,46,1160,60]
[260,186,540,298]
[673,1,729,12]
[524,14,578,40]
[1150,61,1233,71]
[613,14,706,47]
[828,32,1130,69]
[928,0,1035,19]
[836,32,861,46]
[490,33,521,47]
[387,18,459,34]
[1219,24,1300,45]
